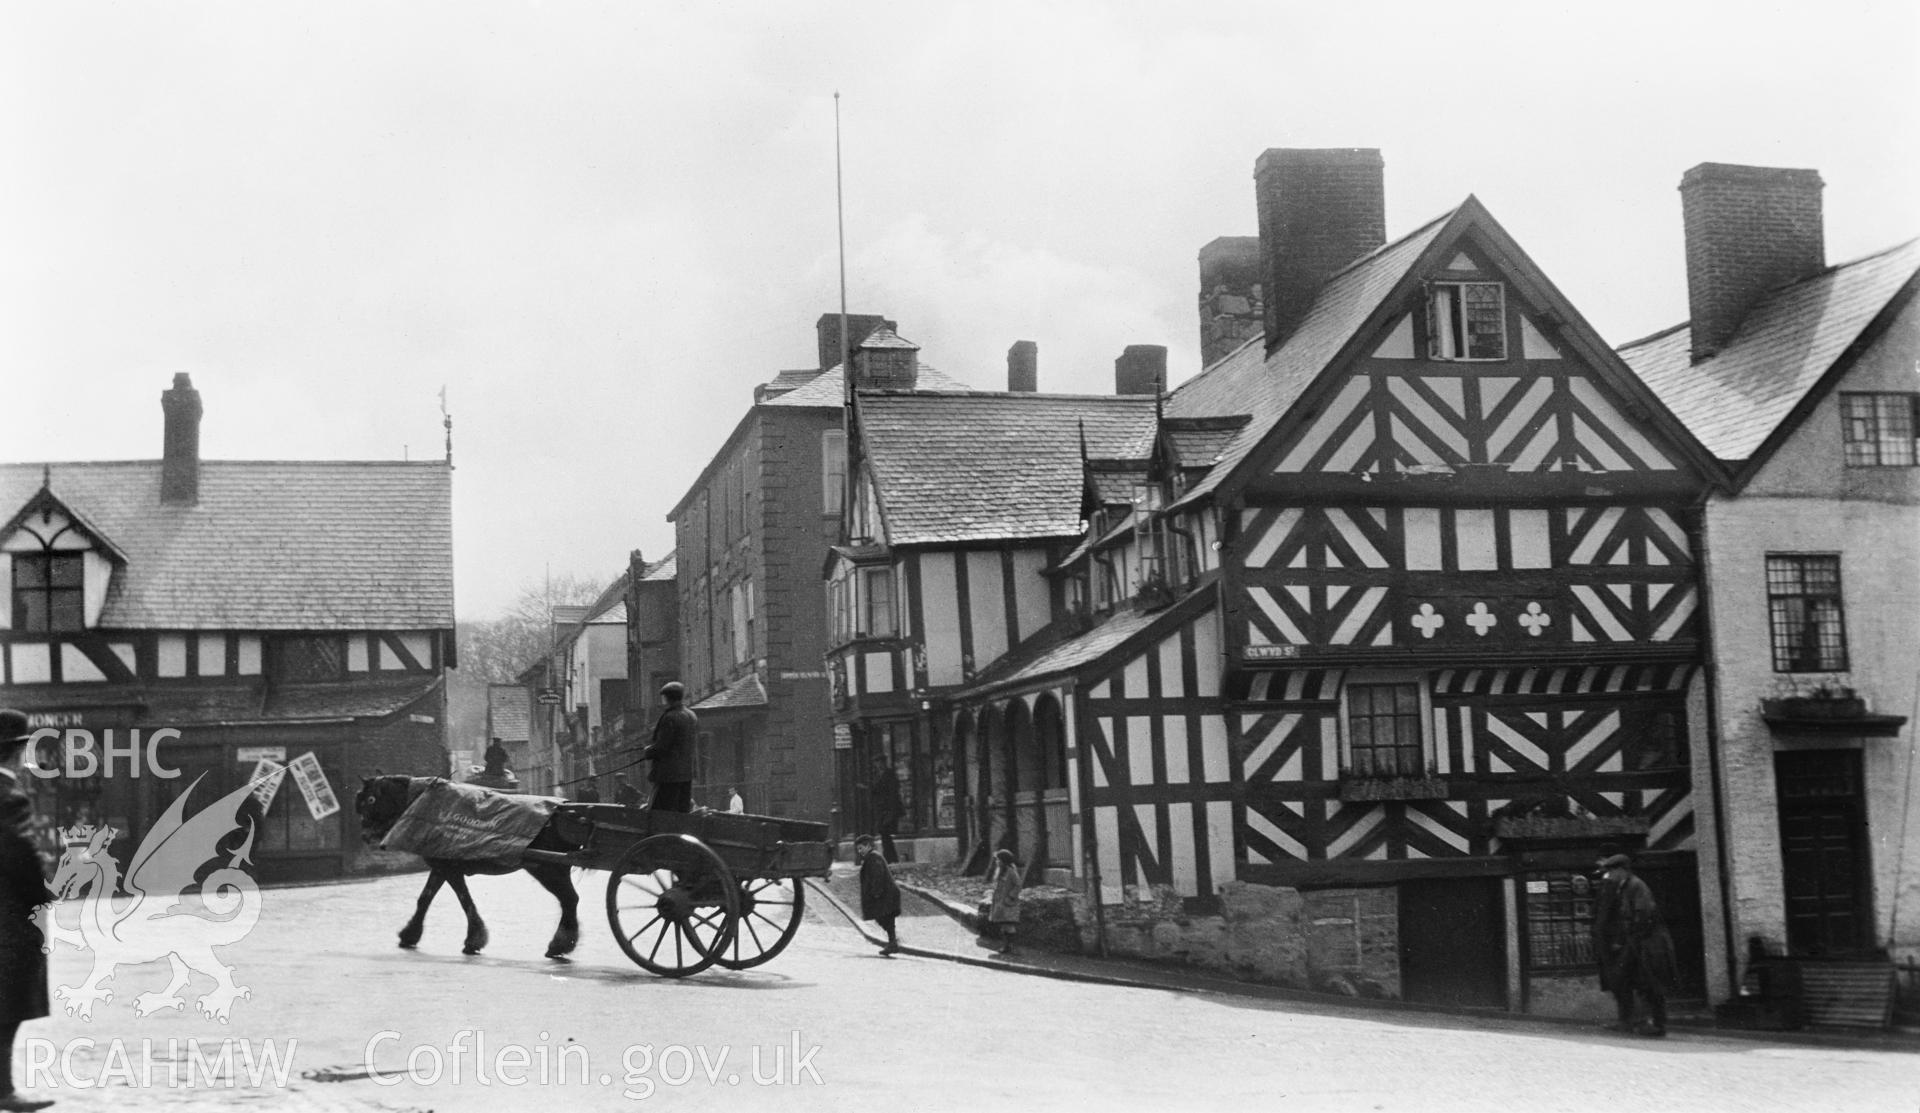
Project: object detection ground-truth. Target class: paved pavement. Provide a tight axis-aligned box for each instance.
[812,861,1920,1054]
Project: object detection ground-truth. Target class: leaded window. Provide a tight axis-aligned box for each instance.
[1840,392,1919,466]
[1428,281,1507,361]
[1344,681,1424,777]
[1766,554,1848,672]
[11,551,84,632]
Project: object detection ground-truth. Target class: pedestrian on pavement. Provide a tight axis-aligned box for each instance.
[1591,852,1675,1037]
[855,834,901,955]
[573,778,602,804]
[613,773,643,809]
[0,710,53,1112]
[726,786,745,814]
[639,682,697,813]
[985,848,1024,956]
[863,755,903,863]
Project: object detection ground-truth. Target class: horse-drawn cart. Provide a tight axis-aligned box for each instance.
[523,804,832,978]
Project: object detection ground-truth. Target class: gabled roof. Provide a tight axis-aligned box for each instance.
[855,391,1159,546]
[0,460,452,630]
[1084,460,1152,507]
[1167,197,1719,502]
[1165,210,1453,503]
[1161,415,1250,473]
[488,683,531,743]
[1620,239,1920,468]
[0,482,130,564]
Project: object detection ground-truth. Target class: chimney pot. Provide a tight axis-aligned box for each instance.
[1680,162,1825,362]
[1115,345,1167,396]
[1007,340,1038,392]
[160,373,202,506]
[1255,148,1386,349]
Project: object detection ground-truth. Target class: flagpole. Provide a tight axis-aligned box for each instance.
[835,92,850,404]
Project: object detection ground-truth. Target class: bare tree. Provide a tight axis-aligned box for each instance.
[457,572,611,684]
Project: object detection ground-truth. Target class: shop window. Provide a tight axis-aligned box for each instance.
[1839,392,1919,466]
[12,551,84,632]
[1766,554,1848,672]
[1428,281,1507,361]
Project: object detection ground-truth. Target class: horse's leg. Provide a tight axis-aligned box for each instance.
[528,864,580,959]
[399,871,446,949]
[445,871,489,955]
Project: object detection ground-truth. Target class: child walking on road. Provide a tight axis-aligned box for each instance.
[856,834,902,956]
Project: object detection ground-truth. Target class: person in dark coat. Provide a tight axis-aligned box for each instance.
[0,709,53,1112]
[613,774,643,809]
[1591,852,1676,1037]
[572,778,601,804]
[863,756,903,863]
[854,834,901,955]
[640,682,697,813]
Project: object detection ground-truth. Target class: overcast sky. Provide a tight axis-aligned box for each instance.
[6,1,1916,620]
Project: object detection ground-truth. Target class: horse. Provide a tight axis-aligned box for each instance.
[354,775,581,960]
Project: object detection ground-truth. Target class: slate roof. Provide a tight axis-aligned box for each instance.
[1619,239,1920,463]
[1162,416,1251,471]
[1165,209,1455,504]
[1085,462,1152,507]
[488,683,531,743]
[638,553,676,582]
[855,391,1159,546]
[0,460,453,630]
[692,672,768,712]
[761,361,973,408]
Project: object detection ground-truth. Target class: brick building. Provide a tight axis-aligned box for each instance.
[1622,163,1919,1022]
[668,316,969,824]
[0,375,454,882]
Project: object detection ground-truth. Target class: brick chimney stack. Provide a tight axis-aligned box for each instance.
[1680,162,1825,362]
[816,312,897,372]
[1115,345,1166,396]
[1007,341,1038,392]
[1198,236,1264,365]
[850,327,920,391]
[160,373,202,506]
[1255,148,1387,349]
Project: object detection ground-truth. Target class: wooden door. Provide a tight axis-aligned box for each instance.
[1399,878,1508,1008]
[1776,750,1873,955]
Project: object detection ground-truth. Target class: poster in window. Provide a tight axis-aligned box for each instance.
[287,751,341,820]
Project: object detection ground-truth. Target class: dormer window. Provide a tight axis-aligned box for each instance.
[1428,281,1506,361]
[12,551,83,632]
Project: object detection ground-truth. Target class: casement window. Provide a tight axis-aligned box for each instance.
[1766,554,1848,672]
[1342,678,1427,778]
[822,430,848,514]
[1840,392,1920,466]
[860,566,896,638]
[1428,281,1507,361]
[11,551,84,632]
[275,636,345,682]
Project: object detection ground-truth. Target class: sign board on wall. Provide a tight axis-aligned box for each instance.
[237,746,287,764]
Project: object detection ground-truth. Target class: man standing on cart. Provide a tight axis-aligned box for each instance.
[640,681,698,812]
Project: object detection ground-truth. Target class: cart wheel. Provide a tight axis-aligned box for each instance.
[712,877,806,970]
[606,834,739,977]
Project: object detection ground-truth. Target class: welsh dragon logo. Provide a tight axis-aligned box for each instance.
[34,771,276,1022]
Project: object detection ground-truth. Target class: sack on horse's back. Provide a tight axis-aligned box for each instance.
[381,778,559,863]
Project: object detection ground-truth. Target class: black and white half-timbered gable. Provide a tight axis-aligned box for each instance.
[0,375,455,882]
[825,377,1158,862]
[921,149,1725,1017]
